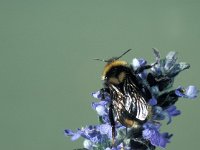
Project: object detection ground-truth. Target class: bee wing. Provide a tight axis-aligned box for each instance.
[109,84,132,124]
[109,84,125,114]
[123,77,149,121]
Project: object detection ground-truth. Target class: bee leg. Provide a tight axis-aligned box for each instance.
[141,85,152,100]
[109,103,115,146]
[147,73,172,91]
[134,65,153,74]
[155,76,172,91]
[134,59,159,74]
[100,88,109,100]
[146,73,157,86]
[157,90,179,108]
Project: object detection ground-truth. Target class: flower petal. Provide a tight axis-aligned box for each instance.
[164,51,177,71]
[153,48,160,61]
[152,106,166,121]
[148,97,157,106]
[98,124,112,139]
[117,143,124,149]
[142,122,171,148]
[96,105,107,116]
[158,133,172,148]
[175,86,199,99]
[64,129,74,136]
[91,101,107,110]
[164,105,181,124]
[168,62,190,77]
[83,139,93,149]
[92,91,101,99]
[71,133,81,141]
[132,58,146,70]
[185,86,199,99]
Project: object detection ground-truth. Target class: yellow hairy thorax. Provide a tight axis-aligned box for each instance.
[101,60,128,80]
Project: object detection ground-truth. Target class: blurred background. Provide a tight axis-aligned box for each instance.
[0,1,199,150]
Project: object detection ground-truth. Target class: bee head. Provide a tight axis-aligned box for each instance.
[93,49,132,82]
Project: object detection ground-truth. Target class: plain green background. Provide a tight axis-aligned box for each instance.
[0,0,199,150]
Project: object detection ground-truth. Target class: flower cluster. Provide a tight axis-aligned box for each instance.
[65,49,198,150]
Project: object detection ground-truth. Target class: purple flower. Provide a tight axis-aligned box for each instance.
[65,126,98,142]
[175,85,199,99]
[91,101,108,116]
[83,139,93,149]
[151,62,162,76]
[168,62,190,77]
[151,50,190,78]
[152,106,166,121]
[96,105,107,116]
[165,105,181,124]
[148,97,157,106]
[92,91,101,99]
[153,106,181,124]
[64,129,82,141]
[65,124,113,148]
[116,143,124,150]
[97,124,112,139]
[159,132,173,148]
[164,51,177,71]
[92,91,111,101]
[132,58,147,70]
[91,100,110,124]
[82,125,101,143]
[65,49,198,149]
[151,86,160,96]
[142,122,172,148]
[132,58,148,79]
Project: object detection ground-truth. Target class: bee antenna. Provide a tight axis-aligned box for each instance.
[93,49,132,62]
[93,58,109,62]
[116,49,132,60]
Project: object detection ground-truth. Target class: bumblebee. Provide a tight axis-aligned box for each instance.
[94,49,154,141]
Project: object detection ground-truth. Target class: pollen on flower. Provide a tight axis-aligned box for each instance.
[65,49,198,150]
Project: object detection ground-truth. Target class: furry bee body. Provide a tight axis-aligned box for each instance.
[102,60,150,128]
